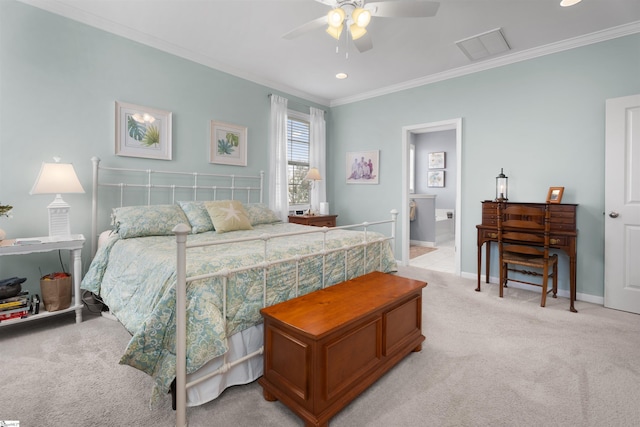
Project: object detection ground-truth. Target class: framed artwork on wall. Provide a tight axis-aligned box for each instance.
[428,170,445,188]
[115,101,172,160]
[210,121,248,166]
[428,151,445,169]
[546,186,564,203]
[346,150,379,184]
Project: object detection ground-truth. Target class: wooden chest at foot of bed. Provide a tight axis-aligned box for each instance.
[258,271,427,427]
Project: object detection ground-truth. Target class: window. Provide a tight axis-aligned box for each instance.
[287,113,310,205]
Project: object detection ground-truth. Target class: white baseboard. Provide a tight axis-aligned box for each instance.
[461,272,604,305]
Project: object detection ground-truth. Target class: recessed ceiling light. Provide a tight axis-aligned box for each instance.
[560,0,582,6]
[336,73,348,79]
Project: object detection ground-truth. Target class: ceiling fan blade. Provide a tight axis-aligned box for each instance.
[367,1,440,18]
[353,32,373,53]
[282,16,327,40]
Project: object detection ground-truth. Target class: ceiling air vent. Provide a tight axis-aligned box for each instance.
[455,28,510,61]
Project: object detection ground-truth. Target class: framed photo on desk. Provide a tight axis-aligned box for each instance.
[546,187,564,203]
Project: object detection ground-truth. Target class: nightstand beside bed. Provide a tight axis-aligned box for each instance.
[288,214,338,228]
[0,234,85,327]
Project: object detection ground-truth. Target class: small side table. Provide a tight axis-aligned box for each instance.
[0,234,85,327]
[288,214,337,227]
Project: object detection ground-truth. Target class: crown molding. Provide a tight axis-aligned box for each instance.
[17,1,639,109]
[330,21,640,107]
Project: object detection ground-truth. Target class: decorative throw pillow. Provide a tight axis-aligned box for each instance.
[178,201,215,233]
[244,203,281,226]
[205,200,253,233]
[112,204,191,238]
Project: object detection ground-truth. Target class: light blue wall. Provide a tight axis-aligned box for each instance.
[328,34,640,298]
[2,1,639,299]
[0,1,322,295]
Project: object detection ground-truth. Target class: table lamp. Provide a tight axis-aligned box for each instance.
[30,157,85,237]
[304,167,322,215]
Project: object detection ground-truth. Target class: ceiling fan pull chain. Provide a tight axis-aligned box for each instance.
[345,25,350,59]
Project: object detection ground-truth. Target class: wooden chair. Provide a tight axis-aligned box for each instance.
[497,203,558,307]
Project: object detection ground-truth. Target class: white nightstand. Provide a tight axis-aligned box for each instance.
[0,234,85,327]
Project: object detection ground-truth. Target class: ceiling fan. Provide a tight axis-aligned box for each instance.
[283,0,440,53]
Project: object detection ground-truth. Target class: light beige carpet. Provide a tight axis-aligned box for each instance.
[2,266,640,426]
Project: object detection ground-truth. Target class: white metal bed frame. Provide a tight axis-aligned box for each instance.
[89,157,397,427]
[90,156,264,256]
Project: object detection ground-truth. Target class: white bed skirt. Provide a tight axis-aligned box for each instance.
[186,324,264,406]
[99,228,264,406]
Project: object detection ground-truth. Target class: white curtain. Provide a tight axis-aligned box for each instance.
[309,107,327,213]
[268,95,289,221]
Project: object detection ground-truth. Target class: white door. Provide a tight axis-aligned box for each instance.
[604,94,640,314]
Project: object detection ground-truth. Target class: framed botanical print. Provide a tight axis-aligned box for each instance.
[210,121,248,166]
[115,101,172,160]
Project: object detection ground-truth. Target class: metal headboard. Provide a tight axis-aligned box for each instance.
[90,157,264,256]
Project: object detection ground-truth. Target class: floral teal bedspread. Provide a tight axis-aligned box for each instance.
[81,222,397,403]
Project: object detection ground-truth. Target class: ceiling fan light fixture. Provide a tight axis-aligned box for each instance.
[349,23,367,40]
[352,8,371,28]
[560,0,582,6]
[327,8,345,28]
[326,24,343,40]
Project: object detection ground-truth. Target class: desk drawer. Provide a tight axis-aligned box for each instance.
[549,236,569,247]
[481,202,498,226]
[481,230,499,240]
[481,229,568,246]
[310,219,336,227]
[482,202,576,232]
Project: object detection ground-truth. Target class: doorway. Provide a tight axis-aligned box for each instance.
[401,119,462,274]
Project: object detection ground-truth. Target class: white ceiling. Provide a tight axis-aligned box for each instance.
[20,0,640,106]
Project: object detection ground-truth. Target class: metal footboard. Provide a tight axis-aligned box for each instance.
[173,211,398,427]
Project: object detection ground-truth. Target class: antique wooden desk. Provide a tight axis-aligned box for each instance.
[259,271,426,427]
[476,201,578,312]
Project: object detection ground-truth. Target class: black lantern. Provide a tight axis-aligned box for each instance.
[495,168,508,201]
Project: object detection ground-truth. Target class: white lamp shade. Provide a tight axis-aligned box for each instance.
[305,167,322,181]
[30,162,85,195]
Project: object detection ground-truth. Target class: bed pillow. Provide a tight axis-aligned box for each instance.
[205,200,253,233]
[112,204,190,238]
[244,203,281,226]
[178,201,215,234]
